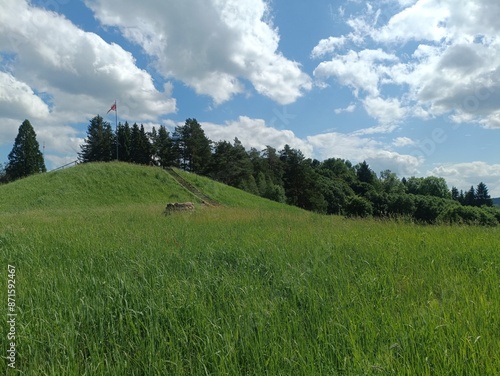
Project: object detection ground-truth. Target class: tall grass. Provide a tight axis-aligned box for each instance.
[1,163,500,374]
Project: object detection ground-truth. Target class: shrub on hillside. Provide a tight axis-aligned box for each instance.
[387,194,416,217]
[438,205,498,226]
[346,195,373,218]
[413,195,450,224]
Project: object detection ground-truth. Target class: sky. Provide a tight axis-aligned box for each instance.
[1,0,499,195]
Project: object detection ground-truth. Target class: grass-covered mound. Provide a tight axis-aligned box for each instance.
[0,162,293,213]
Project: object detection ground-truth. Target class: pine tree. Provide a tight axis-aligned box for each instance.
[464,186,476,206]
[138,124,152,165]
[79,115,114,163]
[475,182,493,207]
[153,125,175,167]
[5,119,46,181]
[129,124,152,165]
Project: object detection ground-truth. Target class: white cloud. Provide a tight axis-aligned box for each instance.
[311,0,500,131]
[0,72,50,120]
[313,49,398,98]
[85,0,312,105]
[334,103,356,114]
[429,161,500,196]
[393,136,416,147]
[361,96,407,128]
[373,0,450,43]
[311,36,346,58]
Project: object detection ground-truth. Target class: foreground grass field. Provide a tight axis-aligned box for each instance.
[1,163,500,374]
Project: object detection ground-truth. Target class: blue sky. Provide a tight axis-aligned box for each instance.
[1,0,499,194]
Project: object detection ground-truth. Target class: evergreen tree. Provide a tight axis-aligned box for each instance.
[451,186,460,201]
[79,115,114,163]
[129,123,152,165]
[152,125,175,167]
[475,182,493,207]
[356,161,376,185]
[209,138,255,191]
[464,186,476,206]
[115,122,132,162]
[6,119,46,181]
[280,145,327,212]
[138,124,152,165]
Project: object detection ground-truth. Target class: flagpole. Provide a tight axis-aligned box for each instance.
[115,100,118,161]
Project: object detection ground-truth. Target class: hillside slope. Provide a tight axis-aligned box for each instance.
[0,162,295,213]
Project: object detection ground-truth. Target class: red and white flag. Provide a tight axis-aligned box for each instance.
[107,102,117,114]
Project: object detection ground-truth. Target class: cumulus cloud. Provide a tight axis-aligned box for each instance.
[0,72,50,121]
[85,0,312,105]
[311,0,500,131]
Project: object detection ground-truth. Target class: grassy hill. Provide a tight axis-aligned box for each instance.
[0,162,293,213]
[1,163,500,374]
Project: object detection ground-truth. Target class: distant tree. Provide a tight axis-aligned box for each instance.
[458,189,465,205]
[6,119,46,181]
[79,115,114,163]
[137,124,152,164]
[129,123,152,165]
[475,182,493,207]
[451,186,460,202]
[419,176,450,199]
[173,118,212,174]
[280,145,327,212]
[405,177,422,195]
[380,170,405,195]
[355,160,377,185]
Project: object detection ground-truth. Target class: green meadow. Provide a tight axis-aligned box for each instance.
[1,162,499,375]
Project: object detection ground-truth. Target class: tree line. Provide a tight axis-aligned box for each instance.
[2,116,499,226]
[77,115,498,225]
